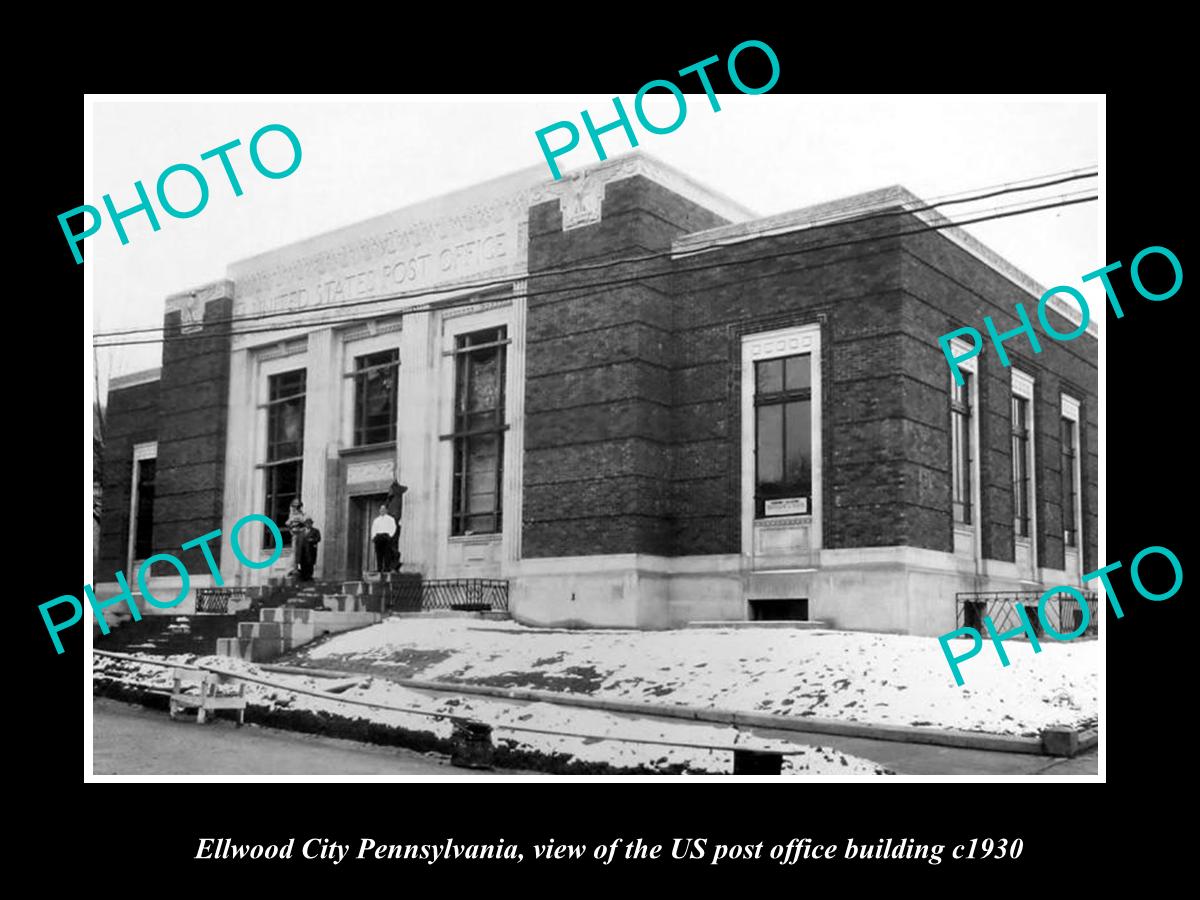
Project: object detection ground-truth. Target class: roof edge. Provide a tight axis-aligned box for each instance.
[109,367,161,392]
[673,185,1098,339]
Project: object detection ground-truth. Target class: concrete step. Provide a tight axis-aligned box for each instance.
[321,594,367,613]
[217,636,286,662]
[685,620,831,630]
[388,609,511,621]
[261,607,313,624]
[237,620,316,645]
[218,607,382,661]
[361,571,411,584]
[308,610,381,632]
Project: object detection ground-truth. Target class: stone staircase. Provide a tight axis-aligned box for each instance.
[339,571,418,610]
[216,605,380,661]
[215,576,383,662]
[213,572,510,663]
[100,611,261,656]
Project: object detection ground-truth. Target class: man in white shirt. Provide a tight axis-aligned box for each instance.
[371,504,398,573]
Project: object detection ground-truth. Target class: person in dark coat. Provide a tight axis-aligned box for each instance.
[296,517,321,581]
[385,481,408,570]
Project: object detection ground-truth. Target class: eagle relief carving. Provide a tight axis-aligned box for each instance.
[560,173,605,230]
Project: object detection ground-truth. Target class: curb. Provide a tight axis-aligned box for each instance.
[263,664,1083,756]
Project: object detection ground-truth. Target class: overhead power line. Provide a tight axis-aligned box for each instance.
[93,166,1097,341]
[94,191,1097,349]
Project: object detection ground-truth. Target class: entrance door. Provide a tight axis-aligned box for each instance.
[348,493,389,576]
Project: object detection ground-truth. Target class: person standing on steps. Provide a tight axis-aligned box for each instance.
[384,481,408,571]
[297,517,321,582]
[371,504,397,574]
[285,498,307,578]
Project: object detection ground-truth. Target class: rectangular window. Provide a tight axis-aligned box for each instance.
[1061,415,1078,548]
[451,327,507,536]
[754,353,812,517]
[264,369,306,547]
[1011,394,1031,538]
[353,348,399,446]
[951,371,973,525]
[133,457,156,559]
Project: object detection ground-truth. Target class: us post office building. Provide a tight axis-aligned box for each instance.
[97,152,1098,634]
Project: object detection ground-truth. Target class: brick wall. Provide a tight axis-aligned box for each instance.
[98,380,159,578]
[522,181,1098,569]
[899,223,1099,571]
[670,216,908,554]
[154,295,233,574]
[522,175,727,557]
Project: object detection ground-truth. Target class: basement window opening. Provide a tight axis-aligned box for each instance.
[749,598,809,621]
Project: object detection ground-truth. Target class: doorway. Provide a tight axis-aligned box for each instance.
[348,493,389,576]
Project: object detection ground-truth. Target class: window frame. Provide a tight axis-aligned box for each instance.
[950,368,974,526]
[261,367,307,548]
[126,440,158,577]
[752,353,814,518]
[350,347,400,447]
[1011,394,1031,537]
[447,325,509,537]
[133,457,157,560]
[1010,368,1037,553]
[947,336,983,556]
[740,323,823,560]
[1060,394,1083,550]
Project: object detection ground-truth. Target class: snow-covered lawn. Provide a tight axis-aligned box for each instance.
[92,653,891,776]
[299,620,1098,737]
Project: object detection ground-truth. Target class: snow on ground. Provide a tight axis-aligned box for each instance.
[300,620,1098,736]
[92,653,890,776]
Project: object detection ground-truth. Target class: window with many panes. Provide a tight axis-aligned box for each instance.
[754,353,812,517]
[353,348,399,446]
[1011,394,1031,538]
[1061,414,1078,547]
[450,327,507,535]
[264,369,306,547]
[951,370,973,525]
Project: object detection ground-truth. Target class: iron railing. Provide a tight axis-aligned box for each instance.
[195,589,250,615]
[385,578,509,613]
[955,590,1099,639]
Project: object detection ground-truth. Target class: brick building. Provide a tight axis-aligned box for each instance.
[96,152,1097,634]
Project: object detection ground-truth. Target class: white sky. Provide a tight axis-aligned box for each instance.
[90,96,1100,397]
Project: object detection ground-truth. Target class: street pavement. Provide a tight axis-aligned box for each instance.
[92,697,491,776]
[93,694,1097,777]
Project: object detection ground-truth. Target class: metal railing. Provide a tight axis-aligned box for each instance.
[195,589,250,615]
[955,590,1099,639]
[386,578,509,613]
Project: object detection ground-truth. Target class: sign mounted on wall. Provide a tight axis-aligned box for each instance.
[765,497,808,517]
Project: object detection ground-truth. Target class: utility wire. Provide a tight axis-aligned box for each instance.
[94,192,1097,349]
[93,167,1097,341]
